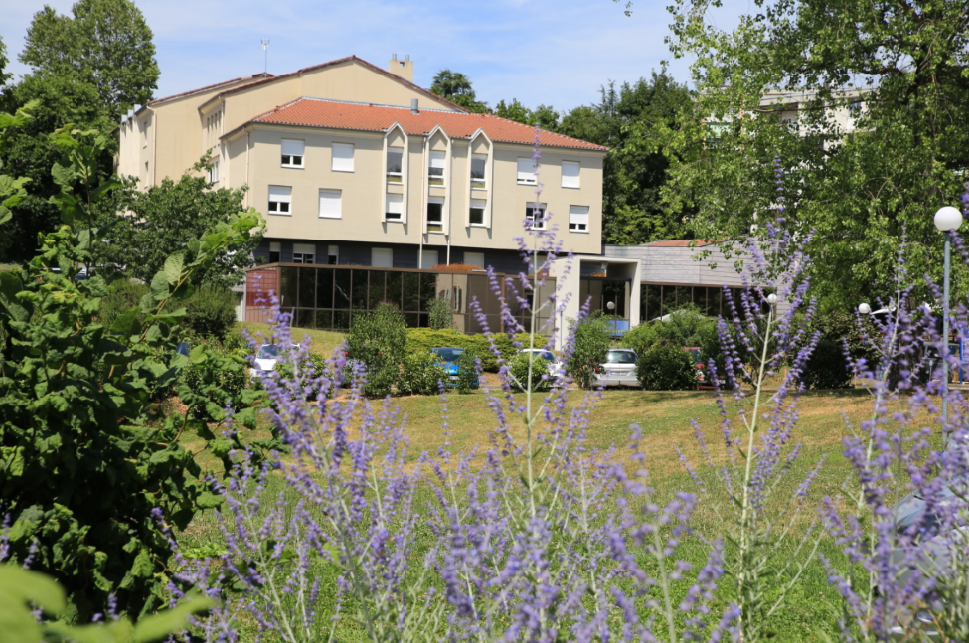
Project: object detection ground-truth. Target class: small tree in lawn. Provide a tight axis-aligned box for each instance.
[345,302,407,397]
[565,312,612,389]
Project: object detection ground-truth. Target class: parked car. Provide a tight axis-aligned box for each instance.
[517,348,565,383]
[175,340,191,358]
[683,346,709,387]
[431,347,477,388]
[593,348,640,388]
[250,343,300,377]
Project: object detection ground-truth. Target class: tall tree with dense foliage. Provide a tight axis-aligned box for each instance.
[430,69,488,113]
[19,0,159,123]
[99,160,264,288]
[0,36,10,88]
[662,0,969,309]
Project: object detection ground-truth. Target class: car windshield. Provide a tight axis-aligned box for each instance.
[256,345,280,359]
[605,350,636,364]
[432,348,465,362]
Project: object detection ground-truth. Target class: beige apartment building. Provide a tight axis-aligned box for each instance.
[117,55,608,274]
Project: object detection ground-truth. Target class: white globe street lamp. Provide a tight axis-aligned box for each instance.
[935,206,962,447]
[859,303,871,315]
[606,301,615,311]
[766,293,778,305]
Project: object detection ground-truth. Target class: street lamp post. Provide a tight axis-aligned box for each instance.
[934,206,963,448]
[858,302,871,316]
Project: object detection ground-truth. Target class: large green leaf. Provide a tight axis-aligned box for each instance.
[130,597,216,643]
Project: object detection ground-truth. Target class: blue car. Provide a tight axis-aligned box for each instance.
[431,347,478,388]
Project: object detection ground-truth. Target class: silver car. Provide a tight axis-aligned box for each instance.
[517,349,565,382]
[594,348,640,388]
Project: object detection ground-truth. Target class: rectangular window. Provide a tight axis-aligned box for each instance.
[526,202,546,230]
[372,247,394,268]
[319,189,342,219]
[328,244,339,265]
[332,143,354,172]
[208,159,219,184]
[464,251,485,268]
[293,242,315,264]
[268,186,291,215]
[420,248,438,269]
[387,147,403,183]
[562,161,580,189]
[386,193,404,221]
[470,153,487,188]
[569,205,589,232]
[469,198,486,226]
[428,150,445,186]
[281,139,304,168]
[517,157,537,185]
[427,197,444,233]
[269,241,281,263]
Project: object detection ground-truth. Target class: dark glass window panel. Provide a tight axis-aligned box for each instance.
[662,285,677,316]
[603,280,625,317]
[316,267,333,309]
[519,316,532,333]
[417,313,429,328]
[296,309,315,329]
[369,271,386,309]
[279,267,298,309]
[645,284,662,320]
[419,273,436,311]
[707,287,722,317]
[315,310,333,330]
[675,286,691,312]
[404,313,419,328]
[403,272,420,311]
[385,271,403,308]
[334,268,351,309]
[694,287,707,315]
[427,203,443,231]
[298,267,316,307]
[470,156,486,182]
[334,310,351,330]
[387,149,403,175]
[352,270,368,309]
[469,207,485,225]
[269,250,280,263]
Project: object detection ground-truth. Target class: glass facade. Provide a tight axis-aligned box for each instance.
[639,283,761,321]
[247,265,556,334]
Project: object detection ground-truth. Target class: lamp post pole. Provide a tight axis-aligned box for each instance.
[934,206,963,450]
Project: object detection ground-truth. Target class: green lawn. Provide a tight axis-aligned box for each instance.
[178,384,912,641]
[236,321,346,356]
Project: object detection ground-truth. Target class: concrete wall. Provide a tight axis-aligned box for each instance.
[604,243,747,287]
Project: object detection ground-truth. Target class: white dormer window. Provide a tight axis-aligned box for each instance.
[517,158,537,185]
[470,154,487,188]
[387,147,403,183]
[281,139,304,168]
[562,161,580,189]
[332,143,354,172]
[268,186,292,215]
[569,205,589,232]
[428,150,445,186]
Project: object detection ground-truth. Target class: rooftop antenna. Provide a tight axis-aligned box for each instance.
[261,39,269,75]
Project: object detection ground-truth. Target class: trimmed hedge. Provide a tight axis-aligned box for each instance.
[405,329,532,373]
[636,342,698,391]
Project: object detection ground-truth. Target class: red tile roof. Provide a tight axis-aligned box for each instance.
[245,97,609,151]
[199,56,468,113]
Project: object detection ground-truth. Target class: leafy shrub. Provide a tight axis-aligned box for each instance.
[800,338,853,389]
[427,296,454,330]
[621,305,717,355]
[636,342,698,390]
[346,302,407,397]
[405,329,531,373]
[180,341,251,421]
[98,277,149,329]
[398,351,448,395]
[566,314,612,389]
[272,351,329,400]
[453,349,480,394]
[509,352,551,393]
[183,283,237,340]
[793,311,873,390]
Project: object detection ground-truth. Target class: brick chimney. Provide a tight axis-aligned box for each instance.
[388,54,413,82]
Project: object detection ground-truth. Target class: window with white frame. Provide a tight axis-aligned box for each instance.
[427,197,444,233]
[525,202,546,230]
[464,251,484,268]
[268,186,292,215]
[208,159,219,184]
[470,154,487,188]
[386,194,404,221]
[319,189,342,219]
[517,157,537,185]
[269,241,281,263]
[469,198,486,226]
[428,150,445,186]
[281,139,304,167]
[562,161,580,189]
[372,247,394,268]
[569,205,589,232]
[293,242,315,264]
[387,147,403,183]
[327,244,339,265]
[332,143,354,172]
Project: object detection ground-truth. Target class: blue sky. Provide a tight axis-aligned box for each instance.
[3,0,744,113]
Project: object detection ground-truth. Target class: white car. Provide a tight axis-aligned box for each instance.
[594,348,640,388]
[250,343,300,377]
[517,349,565,382]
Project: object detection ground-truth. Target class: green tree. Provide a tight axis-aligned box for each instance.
[0,36,10,88]
[494,99,560,130]
[494,98,531,123]
[430,69,488,113]
[99,160,264,288]
[663,0,969,310]
[19,0,159,122]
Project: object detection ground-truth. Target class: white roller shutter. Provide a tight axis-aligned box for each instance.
[318,189,342,219]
